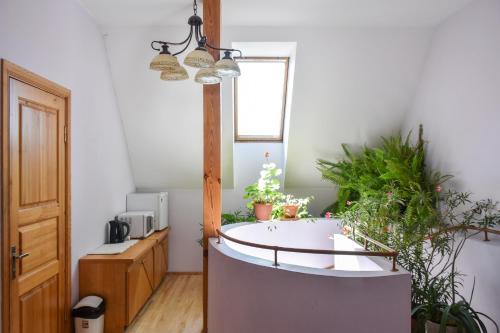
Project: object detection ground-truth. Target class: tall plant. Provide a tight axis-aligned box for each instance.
[409,191,500,332]
[318,125,448,215]
[317,125,499,332]
[318,126,450,247]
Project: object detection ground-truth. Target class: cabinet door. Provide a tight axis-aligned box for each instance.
[127,250,154,324]
[153,238,168,289]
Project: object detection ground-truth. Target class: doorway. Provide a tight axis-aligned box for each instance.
[1,60,71,333]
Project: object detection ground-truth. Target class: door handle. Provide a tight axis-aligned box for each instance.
[15,252,30,260]
[11,246,30,279]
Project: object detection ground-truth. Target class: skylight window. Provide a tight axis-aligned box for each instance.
[234,57,289,142]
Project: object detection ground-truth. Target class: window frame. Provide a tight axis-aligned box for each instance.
[233,56,290,142]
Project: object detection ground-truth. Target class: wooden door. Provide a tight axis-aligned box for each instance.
[1,60,71,333]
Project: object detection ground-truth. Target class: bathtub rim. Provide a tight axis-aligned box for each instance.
[210,220,409,278]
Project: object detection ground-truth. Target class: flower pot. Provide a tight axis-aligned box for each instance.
[426,320,458,333]
[283,205,299,219]
[254,203,273,221]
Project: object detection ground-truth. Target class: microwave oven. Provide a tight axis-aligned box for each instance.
[117,211,155,239]
[126,192,168,231]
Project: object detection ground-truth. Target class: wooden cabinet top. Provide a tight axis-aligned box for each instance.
[80,228,169,264]
[145,227,169,242]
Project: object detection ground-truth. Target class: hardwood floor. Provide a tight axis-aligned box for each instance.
[126,274,203,333]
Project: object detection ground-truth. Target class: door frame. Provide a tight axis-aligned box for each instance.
[1,59,72,333]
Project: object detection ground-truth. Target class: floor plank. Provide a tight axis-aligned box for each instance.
[126,274,203,333]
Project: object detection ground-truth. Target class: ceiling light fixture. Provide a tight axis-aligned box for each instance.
[149,0,242,84]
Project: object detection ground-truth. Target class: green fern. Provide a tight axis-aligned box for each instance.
[317,125,451,247]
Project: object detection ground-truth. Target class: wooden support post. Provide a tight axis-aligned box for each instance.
[202,0,221,332]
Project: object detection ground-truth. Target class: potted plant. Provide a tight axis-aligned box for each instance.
[411,233,498,333]
[244,162,283,221]
[278,194,314,219]
[409,191,500,333]
[221,210,256,225]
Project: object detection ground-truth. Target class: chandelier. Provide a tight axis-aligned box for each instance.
[149,0,242,84]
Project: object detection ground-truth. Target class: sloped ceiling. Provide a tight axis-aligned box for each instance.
[90,0,472,190]
[222,27,434,188]
[103,26,222,189]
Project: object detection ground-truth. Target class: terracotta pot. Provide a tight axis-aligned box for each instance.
[426,320,458,333]
[283,205,299,219]
[254,203,273,221]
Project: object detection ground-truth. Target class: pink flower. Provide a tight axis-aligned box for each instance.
[435,185,442,193]
[387,192,393,198]
[325,212,332,219]
[346,201,352,206]
[342,226,351,235]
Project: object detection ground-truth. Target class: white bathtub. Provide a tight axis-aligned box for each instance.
[223,219,383,271]
[208,219,411,333]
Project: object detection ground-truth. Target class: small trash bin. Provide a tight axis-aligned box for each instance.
[72,295,105,333]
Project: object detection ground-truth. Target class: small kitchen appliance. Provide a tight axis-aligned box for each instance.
[108,217,130,243]
[126,192,168,230]
[117,211,155,239]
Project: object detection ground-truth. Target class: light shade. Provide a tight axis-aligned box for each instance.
[194,67,221,85]
[160,66,189,81]
[150,53,180,71]
[215,58,240,77]
[184,48,215,68]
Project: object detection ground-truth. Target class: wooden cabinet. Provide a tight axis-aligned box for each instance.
[127,249,154,324]
[79,228,169,333]
[148,230,169,289]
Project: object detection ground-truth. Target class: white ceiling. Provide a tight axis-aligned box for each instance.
[81,0,473,27]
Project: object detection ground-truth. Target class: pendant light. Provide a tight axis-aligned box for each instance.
[214,51,241,77]
[150,45,182,71]
[148,0,242,84]
[195,67,221,85]
[184,42,215,69]
[161,66,189,81]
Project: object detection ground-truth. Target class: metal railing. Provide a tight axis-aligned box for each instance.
[429,225,500,241]
[216,228,399,272]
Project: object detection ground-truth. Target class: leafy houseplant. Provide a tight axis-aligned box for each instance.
[320,126,452,255]
[197,210,257,246]
[222,210,256,225]
[317,125,499,332]
[409,191,500,333]
[411,232,499,333]
[277,194,314,219]
[317,125,449,219]
[244,162,283,221]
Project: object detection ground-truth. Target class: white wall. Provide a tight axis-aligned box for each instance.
[119,26,432,272]
[403,0,500,329]
[104,25,433,190]
[102,26,236,190]
[222,27,433,188]
[0,0,135,303]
